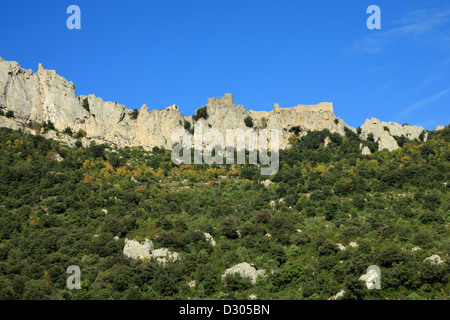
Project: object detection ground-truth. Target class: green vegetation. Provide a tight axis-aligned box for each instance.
[130,109,139,120]
[193,106,208,121]
[5,110,14,118]
[0,125,448,300]
[244,116,254,128]
[82,98,90,113]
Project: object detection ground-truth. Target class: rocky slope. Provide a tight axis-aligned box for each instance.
[0,57,431,152]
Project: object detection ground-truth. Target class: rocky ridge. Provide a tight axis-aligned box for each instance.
[0,57,434,152]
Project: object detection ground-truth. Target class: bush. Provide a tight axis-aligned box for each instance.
[6,110,14,118]
[63,127,73,135]
[193,106,208,121]
[75,129,87,138]
[130,109,139,120]
[222,273,253,291]
[82,98,90,112]
[244,116,254,127]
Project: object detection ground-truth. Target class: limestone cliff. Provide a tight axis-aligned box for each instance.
[0,57,432,152]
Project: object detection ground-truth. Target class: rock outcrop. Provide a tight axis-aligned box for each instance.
[360,118,427,152]
[123,238,154,260]
[222,262,266,285]
[359,267,381,289]
[423,255,445,265]
[150,248,180,265]
[123,238,180,264]
[203,233,216,247]
[0,57,435,153]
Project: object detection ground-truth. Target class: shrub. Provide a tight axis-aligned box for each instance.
[244,116,254,127]
[63,127,73,135]
[130,109,139,120]
[222,273,253,291]
[6,110,14,118]
[82,98,90,112]
[75,129,87,138]
[193,106,208,121]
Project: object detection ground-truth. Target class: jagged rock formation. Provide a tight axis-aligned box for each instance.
[0,57,436,152]
[360,118,427,152]
[221,262,266,285]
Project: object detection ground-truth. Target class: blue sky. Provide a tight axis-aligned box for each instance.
[1,0,449,129]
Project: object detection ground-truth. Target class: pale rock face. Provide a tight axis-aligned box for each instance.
[435,125,445,131]
[48,152,63,162]
[361,146,371,155]
[0,58,429,154]
[359,269,381,289]
[424,255,444,265]
[222,262,266,285]
[150,248,180,265]
[203,232,216,247]
[337,243,347,251]
[328,289,345,300]
[123,239,154,260]
[261,179,272,187]
[360,118,427,152]
[349,242,359,248]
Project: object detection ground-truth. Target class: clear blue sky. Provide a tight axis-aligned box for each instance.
[1,0,449,129]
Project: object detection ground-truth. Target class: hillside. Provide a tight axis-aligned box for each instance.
[0,124,448,300]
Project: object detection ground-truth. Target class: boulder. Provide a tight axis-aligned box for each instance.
[203,232,216,247]
[423,255,444,265]
[359,268,381,289]
[123,238,154,260]
[222,263,265,285]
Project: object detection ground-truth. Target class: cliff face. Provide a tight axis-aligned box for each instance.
[0,57,429,151]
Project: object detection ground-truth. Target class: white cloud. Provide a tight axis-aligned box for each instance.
[398,87,450,117]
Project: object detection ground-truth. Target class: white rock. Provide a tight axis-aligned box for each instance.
[349,242,358,248]
[203,232,216,247]
[261,179,272,187]
[424,255,444,265]
[435,125,445,131]
[102,209,108,215]
[412,247,421,252]
[359,269,380,289]
[361,146,371,155]
[188,280,196,288]
[328,289,345,300]
[150,248,180,265]
[249,294,257,300]
[222,263,265,285]
[337,243,347,251]
[123,238,154,260]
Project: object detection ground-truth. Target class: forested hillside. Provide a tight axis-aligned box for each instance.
[0,125,448,300]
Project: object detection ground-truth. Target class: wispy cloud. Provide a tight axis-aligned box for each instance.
[347,8,450,55]
[397,87,450,118]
